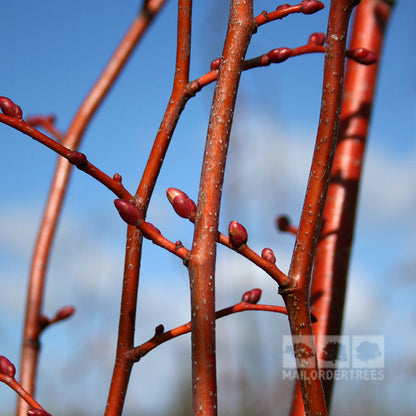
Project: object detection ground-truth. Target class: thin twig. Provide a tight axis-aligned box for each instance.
[281,1,359,415]
[104,1,192,415]
[16,3,167,416]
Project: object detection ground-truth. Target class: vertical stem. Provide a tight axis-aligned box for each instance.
[17,3,167,416]
[105,1,192,415]
[289,5,395,414]
[281,1,358,415]
[187,2,255,415]
[310,0,395,409]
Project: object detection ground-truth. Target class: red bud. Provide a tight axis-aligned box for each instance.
[0,356,16,377]
[347,48,378,65]
[301,0,324,14]
[113,173,122,183]
[68,151,87,168]
[242,288,262,304]
[0,96,23,119]
[276,215,290,232]
[27,409,53,416]
[228,221,248,249]
[261,248,276,264]
[210,58,221,71]
[166,188,186,204]
[167,188,196,220]
[267,47,292,63]
[308,32,326,46]
[114,199,143,226]
[54,306,75,322]
[154,324,164,335]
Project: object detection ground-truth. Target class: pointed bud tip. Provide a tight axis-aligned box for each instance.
[166,188,186,204]
[167,189,196,220]
[114,199,143,226]
[228,221,248,249]
[301,0,324,14]
[0,96,23,119]
[55,305,75,321]
[0,356,16,378]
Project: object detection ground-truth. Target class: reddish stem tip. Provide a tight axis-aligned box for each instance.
[242,288,262,304]
[54,305,75,322]
[300,0,324,14]
[0,356,16,378]
[228,221,248,249]
[0,96,23,119]
[261,247,276,264]
[114,199,143,226]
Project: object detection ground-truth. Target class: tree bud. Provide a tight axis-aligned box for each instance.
[301,0,324,14]
[68,151,87,168]
[113,173,122,183]
[54,306,75,322]
[228,221,248,249]
[276,215,290,232]
[348,48,378,65]
[0,356,16,378]
[267,47,292,63]
[261,248,276,264]
[0,96,23,119]
[242,288,262,304]
[210,58,221,71]
[308,32,326,45]
[154,324,164,335]
[114,199,143,226]
[166,188,197,220]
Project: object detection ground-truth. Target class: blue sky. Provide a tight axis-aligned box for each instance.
[1,1,415,415]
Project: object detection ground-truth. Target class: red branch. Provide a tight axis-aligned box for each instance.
[126,301,288,362]
[104,1,192,415]
[14,3,168,416]
[186,1,256,414]
[281,1,359,415]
